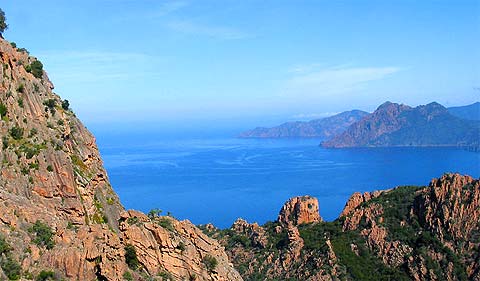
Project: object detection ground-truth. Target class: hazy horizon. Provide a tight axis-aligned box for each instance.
[2,0,479,131]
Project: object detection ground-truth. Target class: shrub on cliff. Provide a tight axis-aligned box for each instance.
[0,8,7,36]
[61,100,69,110]
[202,255,217,273]
[124,245,139,270]
[35,270,55,281]
[9,126,24,140]
[0,235,22,280]
[28,220,55,250]
[1,257,22,280]
[25,60,43,79]
[0,102,7,118]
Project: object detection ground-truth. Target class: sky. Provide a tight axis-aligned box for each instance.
[1,0,479,132]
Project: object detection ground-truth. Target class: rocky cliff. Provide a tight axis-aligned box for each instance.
[0,37,241,280]
[322,101,480,148]
[205,174,480,280]
[239,110,368,138]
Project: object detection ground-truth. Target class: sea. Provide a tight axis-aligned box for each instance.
[94,130,480,229]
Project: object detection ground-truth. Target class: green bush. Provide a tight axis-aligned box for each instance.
[1,256,22,280]
[46,165,53,172]
[0,8,7,36]
[0,235,12,255]
[202,255,217,273]
[157,218,175,232]
[28,61,43,79]
[0,235,21,280]
[43,99,56,110]
[17,84,25,93]
[124,244,140,270]
[29,220,55,250]
[35,270,55,281]
[2,136,8,149]
[176,242,186,252]
[0,102,7,118]
[122,271,133,281]
[61,100,69,111]
[9,126,24,140]
[147,208,162,219]
[158,270,174,280]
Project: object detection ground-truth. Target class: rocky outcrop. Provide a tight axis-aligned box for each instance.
[339,190,385,217]
[231,218,268,248]
[414,174,479,241]
[239,110,368,138]
[210,198,334,281]
[322,101,480,148]
[119,211,241,280]
[212,174,480,280]
[413,173,480,278]
[278,196,322,226]
[0,37,241,280]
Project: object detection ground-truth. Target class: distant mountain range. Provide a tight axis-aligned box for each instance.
[448,102,480,121]
[322,101,480,148]
[239,110,369,138]
[240,101,479,148]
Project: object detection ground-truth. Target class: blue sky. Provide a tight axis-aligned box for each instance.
[1,0,479,130]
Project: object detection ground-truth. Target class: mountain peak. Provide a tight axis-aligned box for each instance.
[322,101,479,148]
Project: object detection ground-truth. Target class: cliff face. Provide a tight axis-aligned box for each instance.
[0,38,241,280]
[205,174,480,280]
[239,110,368,138]
[322,102,480,148]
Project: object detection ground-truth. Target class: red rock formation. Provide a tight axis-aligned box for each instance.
[340,190,385,217]
[278,196,322,226]
[0,37,241,280]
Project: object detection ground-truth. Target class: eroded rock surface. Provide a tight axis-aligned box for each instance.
[0,37,241,280]
[278,195,322,226]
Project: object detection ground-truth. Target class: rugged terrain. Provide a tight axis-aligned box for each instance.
[0,37,241,280]
[204,173,480,280]
[322,101,480,148]
[239,110,368,138]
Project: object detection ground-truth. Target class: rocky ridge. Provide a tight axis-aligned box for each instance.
[205,174,480,280]
[0,37,241,280]
[322,101,480,148]
[239,110,369,138]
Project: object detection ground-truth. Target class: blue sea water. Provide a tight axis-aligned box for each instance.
[96,135,480,229]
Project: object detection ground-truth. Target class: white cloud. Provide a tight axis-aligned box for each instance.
[166,20,250,40]
[284,65,401,97]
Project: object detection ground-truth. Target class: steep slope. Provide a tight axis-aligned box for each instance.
[205,174,479,280]
[239,110,368,138]
[322,101,480,148]
[0,38,241,280]
[448,102,480,121]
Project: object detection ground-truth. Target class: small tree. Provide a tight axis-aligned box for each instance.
[61,100,70,110]
[124,244,139,270]
[147,208,162,219]
[0,8,7,37]
[29,60,44,79]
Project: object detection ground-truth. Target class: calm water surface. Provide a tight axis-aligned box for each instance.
[96,136,480,228]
